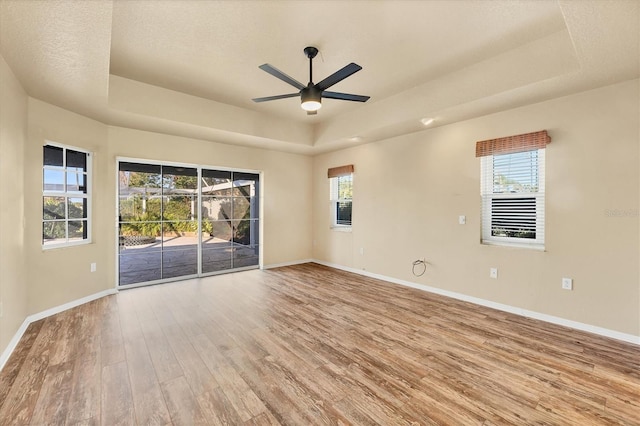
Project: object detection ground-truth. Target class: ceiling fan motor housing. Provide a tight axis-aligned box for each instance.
[301,85,322,104]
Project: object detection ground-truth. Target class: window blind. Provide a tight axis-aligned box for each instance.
[481,149,545,248]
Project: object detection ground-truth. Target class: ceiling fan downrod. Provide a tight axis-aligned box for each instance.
[304,46,319,84]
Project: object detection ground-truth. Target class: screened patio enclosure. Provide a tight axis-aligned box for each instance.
[118,161,260,286]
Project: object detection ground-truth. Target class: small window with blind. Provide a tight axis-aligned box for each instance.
[477,131,549,249]
[328,165,353,229]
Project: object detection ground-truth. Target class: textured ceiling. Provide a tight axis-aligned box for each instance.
[1,0,638,154]
[109,0,564,121]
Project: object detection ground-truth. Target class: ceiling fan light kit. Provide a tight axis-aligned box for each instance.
[253,46,370,115]
[300,86,322,112]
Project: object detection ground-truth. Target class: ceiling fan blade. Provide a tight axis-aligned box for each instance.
[316,63,362,91]
[259,64,306,90]
[322,91,370,102]
[252,93,299,103]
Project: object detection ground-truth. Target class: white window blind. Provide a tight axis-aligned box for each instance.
[481,149,545,248]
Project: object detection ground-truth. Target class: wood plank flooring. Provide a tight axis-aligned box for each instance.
[1,263,639,425]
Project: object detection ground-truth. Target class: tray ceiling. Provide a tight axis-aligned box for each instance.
[1,0,638,154]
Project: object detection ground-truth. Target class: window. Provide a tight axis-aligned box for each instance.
[328,165,354,229]
[477,130,550,249]
[43,143,91,247]
[331,174,353,227]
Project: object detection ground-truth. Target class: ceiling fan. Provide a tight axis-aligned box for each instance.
[252,46,370,115]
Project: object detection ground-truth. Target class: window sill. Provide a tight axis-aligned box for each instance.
[330,226,352,233]
[481,240,545,251]
[42,240,92,250]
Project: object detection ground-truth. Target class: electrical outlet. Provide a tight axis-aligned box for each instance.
[90,262,97,272]
[562,278,573,290]
[490,268,498,279]
[459,215,466,225]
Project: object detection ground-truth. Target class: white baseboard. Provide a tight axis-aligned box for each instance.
[0,288,118,372]
[312,260,640,346]
[0,318,31,373]
[26,288,118,324]
[262,259,313,270]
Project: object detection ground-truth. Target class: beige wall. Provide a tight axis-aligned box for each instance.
[0,56,28,352]
[25,99,112,314]
[313,79,640,336]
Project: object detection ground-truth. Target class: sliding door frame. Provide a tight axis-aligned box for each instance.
[115,156,263,289]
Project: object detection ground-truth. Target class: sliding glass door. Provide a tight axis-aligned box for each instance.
[118,161,260,287]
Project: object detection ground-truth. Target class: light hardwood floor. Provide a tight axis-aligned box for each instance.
[1,263,639,425]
